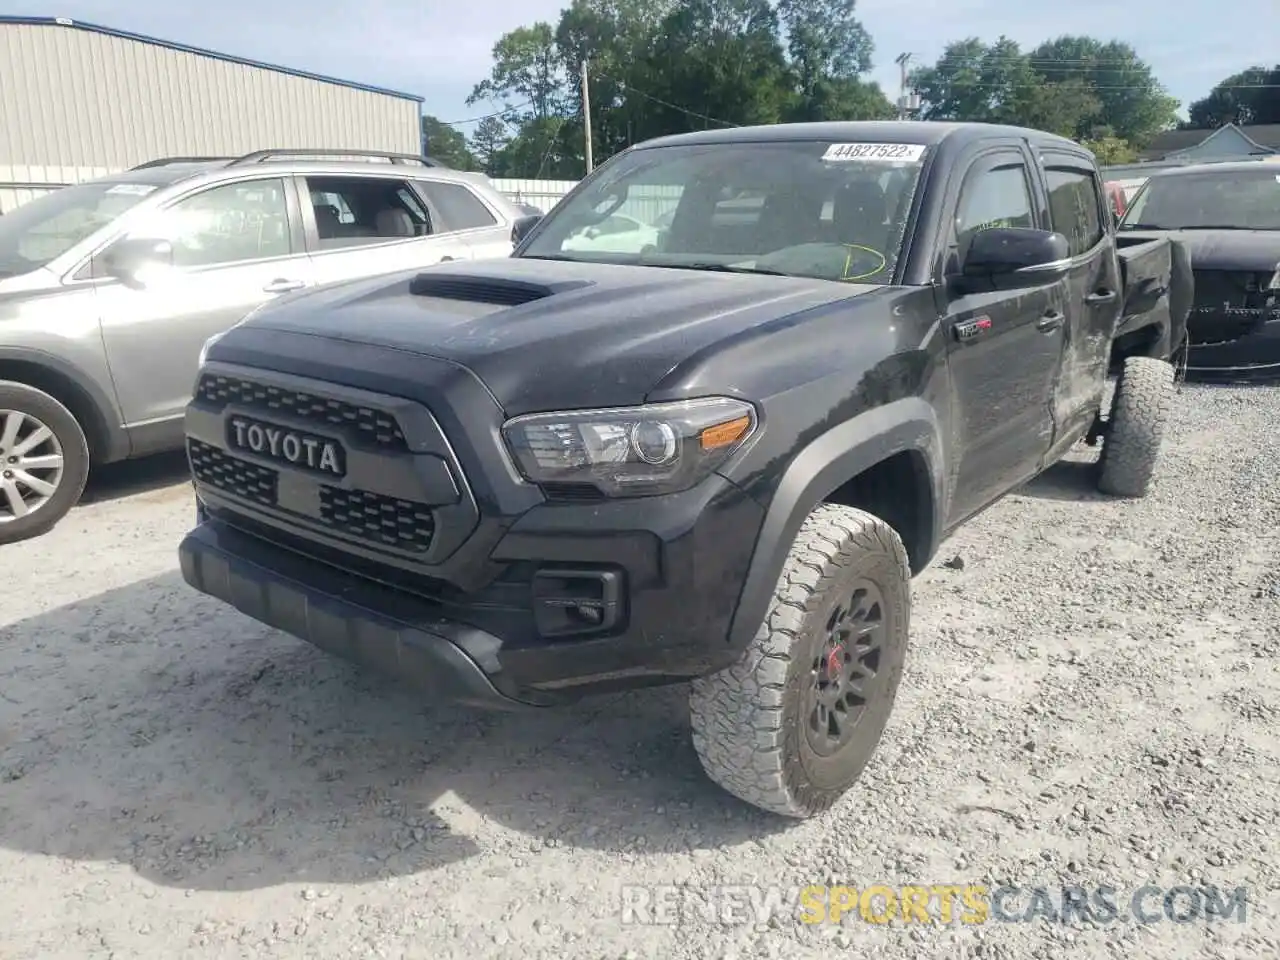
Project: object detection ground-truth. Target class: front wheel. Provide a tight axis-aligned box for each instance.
[0,381,91,545]
[689,504,911,818]
[1097,356,1174,498]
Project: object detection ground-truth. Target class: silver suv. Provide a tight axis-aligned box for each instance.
[0,149,538,544]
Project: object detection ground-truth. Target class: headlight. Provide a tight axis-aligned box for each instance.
[197,331,226,368]
[501,397,757,498]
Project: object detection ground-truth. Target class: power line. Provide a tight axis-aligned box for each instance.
[592,71,739,128]
[913,81,1280,92]
[441,100,534,126]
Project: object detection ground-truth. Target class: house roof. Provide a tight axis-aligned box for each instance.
[0,16,424,103]
[1139,123,1280,161]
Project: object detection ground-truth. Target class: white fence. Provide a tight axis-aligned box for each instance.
[490,178,577,213]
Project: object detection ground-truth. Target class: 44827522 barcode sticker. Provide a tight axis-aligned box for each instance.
[821,142,927,162]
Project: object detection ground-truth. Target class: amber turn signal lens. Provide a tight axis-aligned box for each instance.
[699,415,752,450]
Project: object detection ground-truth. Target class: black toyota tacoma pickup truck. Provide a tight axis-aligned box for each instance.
[178,121,1192,819]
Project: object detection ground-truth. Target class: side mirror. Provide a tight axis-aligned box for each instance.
[511,214,542,246]
[100,236,174,283]
[958,227,1070,291]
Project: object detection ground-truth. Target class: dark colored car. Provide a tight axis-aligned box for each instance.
[1119,161,1280,382]
[178,121,1190,819]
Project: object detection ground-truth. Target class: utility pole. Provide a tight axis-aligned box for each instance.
[580,58,594,174]
[895,52,912,120]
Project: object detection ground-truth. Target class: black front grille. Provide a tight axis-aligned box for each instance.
[319,487,436,552]
[189,439,278,506]
[189,439,436,555]
[1190,270,1278,343]
[195,374,407,451]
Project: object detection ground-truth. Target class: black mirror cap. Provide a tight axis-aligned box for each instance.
[960,227,1071,290]
[511,213,543,247]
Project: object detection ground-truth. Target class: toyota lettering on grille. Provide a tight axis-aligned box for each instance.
[227,416,346,477]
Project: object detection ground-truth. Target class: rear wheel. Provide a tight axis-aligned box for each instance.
[0,381,91,545]
[688,504,911,818]
[1097,356,1174,499]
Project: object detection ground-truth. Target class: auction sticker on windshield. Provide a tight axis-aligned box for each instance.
[822,143,926,162]
[105,183,157,196]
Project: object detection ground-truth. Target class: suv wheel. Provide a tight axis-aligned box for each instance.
[689,504,911,818]
[0,381,91,545]
[1097,356,1174,498]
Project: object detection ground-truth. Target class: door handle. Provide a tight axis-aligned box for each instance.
[263,278,306,293]
[1085,288,1117,305]
[1036,311,1065,333]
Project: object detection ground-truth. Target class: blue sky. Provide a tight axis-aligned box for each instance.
[11,0,1275,135]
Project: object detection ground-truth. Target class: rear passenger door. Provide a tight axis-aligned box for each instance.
[296,174,470,284]
[1039,152,1122,451]
[940,149,1067,524]
[414,178,514,260]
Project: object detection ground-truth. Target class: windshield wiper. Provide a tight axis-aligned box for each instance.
[1177,224,1268,231]
[654,262,791,277]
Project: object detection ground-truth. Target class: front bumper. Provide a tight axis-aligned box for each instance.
[180,362,767,706]
[180,517,536,709]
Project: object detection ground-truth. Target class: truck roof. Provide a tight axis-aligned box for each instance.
[637,120,1083,153]
[1147,160,1280,178]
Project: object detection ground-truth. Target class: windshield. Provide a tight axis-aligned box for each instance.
[0,180,160,277]
[518,140,929,284]
[1120,168,1280,231]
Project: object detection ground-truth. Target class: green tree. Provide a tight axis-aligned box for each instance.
[642,0,791,133]
[789,76,895,122]
[1079,135,1138,165]
[555,0,675,162]
[493,117,581,180]
[1027,36,1177,145]
[1186,65,1280,127]
[777,0,876,119]
[910,37,1125,138]
[468,116,511,175]
[467,23,568,123]
[420,115,475,169]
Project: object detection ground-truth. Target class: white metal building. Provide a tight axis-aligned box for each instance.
[0,16,424,212]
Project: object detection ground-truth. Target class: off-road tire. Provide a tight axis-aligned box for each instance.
[0,381,91,546]
[1097,356,1174,499]
[688,504,911,818]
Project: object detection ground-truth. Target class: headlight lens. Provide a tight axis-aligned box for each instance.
[502,397,757,498]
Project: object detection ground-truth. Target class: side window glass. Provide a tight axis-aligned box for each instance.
[138,179,292,268]
[303,176,429,250]
[416,181,498,232]
[953,163,1035,263]
[1045,167,1103,257]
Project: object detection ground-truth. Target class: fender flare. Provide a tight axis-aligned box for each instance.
[726,397,947,651]
[0,346,127,462]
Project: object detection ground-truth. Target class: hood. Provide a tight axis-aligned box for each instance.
[1118,228,1280,275]
[229,257,881,414]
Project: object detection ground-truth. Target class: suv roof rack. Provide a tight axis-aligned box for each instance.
[129,156,234,170]
[226,149,451,168]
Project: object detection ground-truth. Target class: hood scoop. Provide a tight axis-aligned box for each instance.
[408,271,591,307]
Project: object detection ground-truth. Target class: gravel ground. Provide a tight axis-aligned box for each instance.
[1,383,1277,960]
